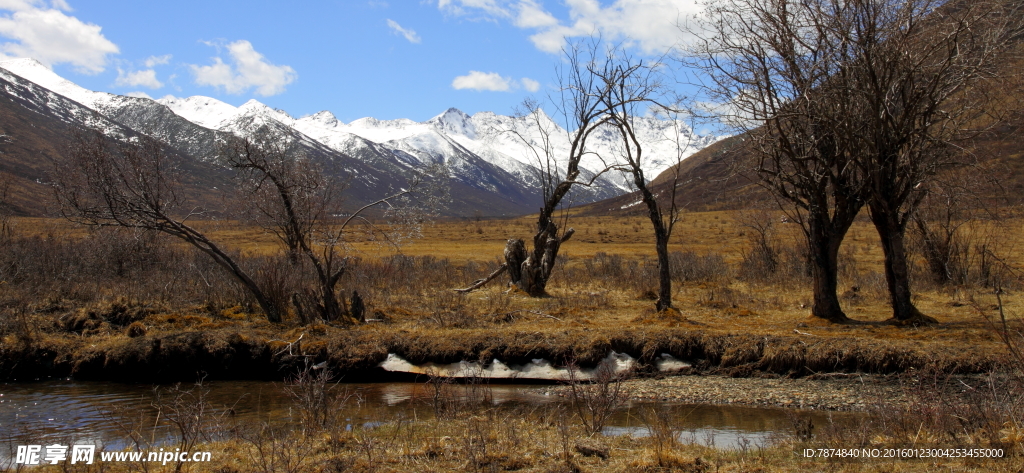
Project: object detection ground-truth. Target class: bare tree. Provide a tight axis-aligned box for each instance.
[55,130,284,322]
[458,41,619,296]
[690,0,1021,323]
[841,0,1021,324]
[736,207,782,280]
[912,169,984,285]
[689,0,872,323]
[596,48,694,311]
[222,129,444,323]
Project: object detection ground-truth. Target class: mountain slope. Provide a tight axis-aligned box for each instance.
[578,30,1024,218]
[0,69,229,216]
[0,58,722,218]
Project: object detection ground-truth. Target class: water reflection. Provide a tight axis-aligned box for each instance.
[0,380,842,456]
[598,403,803,450]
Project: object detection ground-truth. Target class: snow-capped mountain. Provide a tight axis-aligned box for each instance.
[0,58,717,217]
[0,62,130,138]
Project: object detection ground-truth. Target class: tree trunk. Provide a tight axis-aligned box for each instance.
[350,291,365,323]
[504,222,574,296]
[655,230,672,311]
[805,206,853,323]
[184,232,282,323]
[320,280,342,321]
[641,186,672,311]
[871,202,937,325]
[632,167,673,312]
[808,218,848,323]
[249,287,282,323]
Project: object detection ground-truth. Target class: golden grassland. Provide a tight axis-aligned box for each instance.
[3,210,1021,380]
[8,210,1024,331]
[4,210,1024,472]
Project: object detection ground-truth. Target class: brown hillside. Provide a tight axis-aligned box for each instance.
[0,81,71,216]
[0,74,235,219]
[579,19,1024,218]
[577,135,769,217]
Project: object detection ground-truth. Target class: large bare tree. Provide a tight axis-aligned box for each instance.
[690,0,872,323]
[55,130,285,322]
[222,129,444,323]
[693,0,1020,324]
[839,0,1020,324]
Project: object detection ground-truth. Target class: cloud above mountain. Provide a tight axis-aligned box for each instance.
[0,0,118,73]
[436,0,703,54]
[189,40,296,97]
[452,70,540,92]
[115,68,162,89]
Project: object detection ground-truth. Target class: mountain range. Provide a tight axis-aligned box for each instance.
[0,58,717,218]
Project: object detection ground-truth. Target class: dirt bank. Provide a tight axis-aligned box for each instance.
[0,320,1001,384]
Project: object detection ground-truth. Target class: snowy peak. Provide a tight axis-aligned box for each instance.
[429,107,475,138]
[237,99,293,122]
[336,116,420,143]
[0,58,720,217]
[156,95,239,129]
[154,96,298,131]
[302,110,339,128]
[349,116,417,130]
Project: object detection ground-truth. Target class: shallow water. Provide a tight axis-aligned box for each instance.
[0,379,841,457]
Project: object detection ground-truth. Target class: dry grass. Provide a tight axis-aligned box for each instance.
[3,208,1024,472]
[2,211,1021,383]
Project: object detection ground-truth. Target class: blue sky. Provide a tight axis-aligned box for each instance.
[0,0,704,123]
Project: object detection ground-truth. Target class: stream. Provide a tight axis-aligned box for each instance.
[0,379,844,459]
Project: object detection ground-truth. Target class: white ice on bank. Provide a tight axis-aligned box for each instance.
[378,351,689,381]
[654,353,692,372]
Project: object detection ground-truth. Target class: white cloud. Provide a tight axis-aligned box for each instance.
[0,1,64,11]
[521,77,540,92]
[513,0,557,28]
[124,91,152,99]
[437,0,703,54]
[452,71,539,92]
[116,68,162,89]
[453,70,511,91]
[189,40,296,96]
[386,19,420,43]
[0,1,36,10]
[0,2,118,74]
[144,54,170,68]
[437,0,510,19]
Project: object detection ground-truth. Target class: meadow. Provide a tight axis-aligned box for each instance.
[2,210,1023,471]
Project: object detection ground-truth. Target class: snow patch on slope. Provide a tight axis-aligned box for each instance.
[156,95,239,129]
[0,58,119,111]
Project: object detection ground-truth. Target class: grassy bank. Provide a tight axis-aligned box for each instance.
[1,215,1019,382]
[0,309,1004,383]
